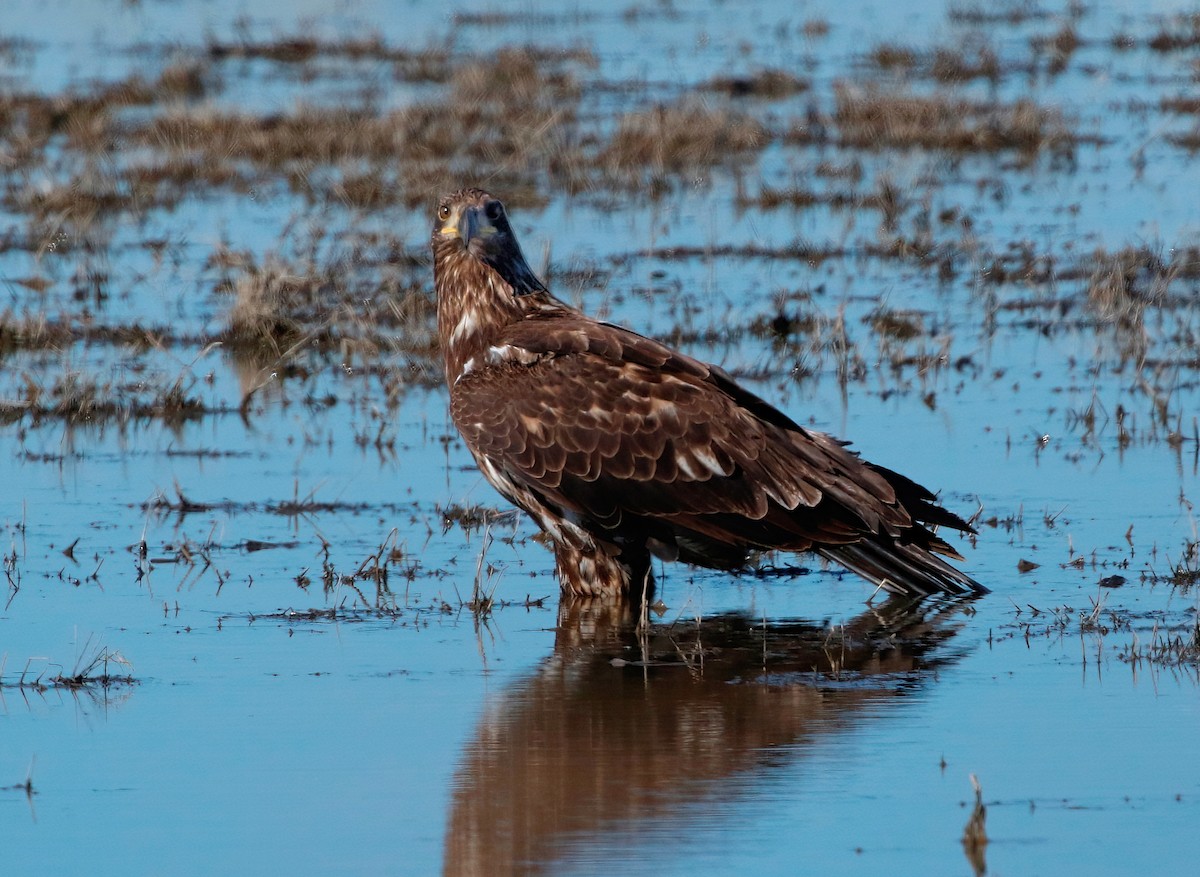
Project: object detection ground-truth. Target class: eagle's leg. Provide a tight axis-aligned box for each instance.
[552,542,655,603]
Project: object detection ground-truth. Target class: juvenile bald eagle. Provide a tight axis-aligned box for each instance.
[432,188,983,600]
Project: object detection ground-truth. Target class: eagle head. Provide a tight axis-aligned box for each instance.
[431,188,551,384]
[432,188,548,298]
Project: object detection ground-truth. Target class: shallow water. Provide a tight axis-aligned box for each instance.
[3,1,1200,875]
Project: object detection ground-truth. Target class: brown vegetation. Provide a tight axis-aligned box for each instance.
[705,69,809,99]
[0,368,207,427]
[598,102,767,183]
[1148,13,1200,52]
[831,84,1080,155]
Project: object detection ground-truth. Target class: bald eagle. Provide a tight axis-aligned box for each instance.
[432,188,983,600]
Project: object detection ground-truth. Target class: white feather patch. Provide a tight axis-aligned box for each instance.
[676,447,727,480]
[456,357,477,384]
[693,447,727,476]
[486,345,542,366]
[450,309,481,344]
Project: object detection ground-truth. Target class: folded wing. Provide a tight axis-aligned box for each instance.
[450,316,977,595]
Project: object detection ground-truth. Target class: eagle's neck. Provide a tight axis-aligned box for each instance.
[435,249,527,384]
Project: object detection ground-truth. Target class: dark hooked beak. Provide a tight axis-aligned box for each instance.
[440,204,494,248]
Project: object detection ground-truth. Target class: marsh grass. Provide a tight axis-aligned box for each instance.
[1119,615,1200,668]
[54,639,135,689]
[599,102,767,184]
[1166,126,1200,151]
[948,1,1050,26]
[0,367,208,426]
[2,25,1097,240]
[831,84,1081,156]
[868,308,926,341]
[0,44,594,237]
[204,31,594,79]
[738,181,878,212]
[931,45,1004,82]
[1,637,135,691]
[869,42,1004,83]
[121,46,591,207]
[0,61,210,153]
[206,33,398,65]
[1085,246,1177,329]
[3,543,20,610]
[215,242,438,396]
[439,503,519,535]
[961,775,988,877]
[704,69,809,99]
[1022,23,1081,76]
[222,262,314,350]
[112,57,771,203]
[1148,13,1200,52]
[1156,540,1200,592]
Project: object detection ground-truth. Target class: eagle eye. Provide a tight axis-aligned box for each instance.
[484,200,504,222]
[437,203,452,222]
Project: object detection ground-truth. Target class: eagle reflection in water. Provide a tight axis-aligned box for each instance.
[442,598,977,877]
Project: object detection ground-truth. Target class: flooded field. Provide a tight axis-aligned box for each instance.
[2,0,1200,874]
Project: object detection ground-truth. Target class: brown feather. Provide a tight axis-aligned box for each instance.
[432,188,985,600]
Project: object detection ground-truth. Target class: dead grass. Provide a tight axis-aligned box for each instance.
[211,240,439,404]
[1148,13,1200,52]
[204,32,594,82]
[1167,126,1200,151]
[206,33,394,64]
[741,185,839,210]
[948,0,1049,26]
[1163,541,1200,591]
[50,642,135,689]
[140,106,392,166]
[869,45,919,71]
[0,312,75,356]
[124,47,587,206]
[869,308,926,341]
[1031,23,1081,75]
[168,225,440,410]
[0,368,208,427]
[1,638,135,691]
[1085,246,1177,328]
[831,84,1080,156]
[439,503,519,535]
[0,43,598,235]
[933,46,1003,82]
[0,316,192,362]
[0,61,212,156]
[0,38,775,220]
[961,775,988,876]
[597,101,767,187]
[869,42,1005,83]
[705,69,809,99]
[450,46,585,105]
[1161,95,1200,114]
[741,180,900,213]
[222,263,313,350]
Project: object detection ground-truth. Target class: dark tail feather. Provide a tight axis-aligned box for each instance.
[818,535,986,598]
[868,462,978,535]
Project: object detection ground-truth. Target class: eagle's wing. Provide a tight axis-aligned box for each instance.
[450,316,955,569]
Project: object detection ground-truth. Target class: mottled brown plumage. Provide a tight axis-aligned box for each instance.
[432,187,984,600]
